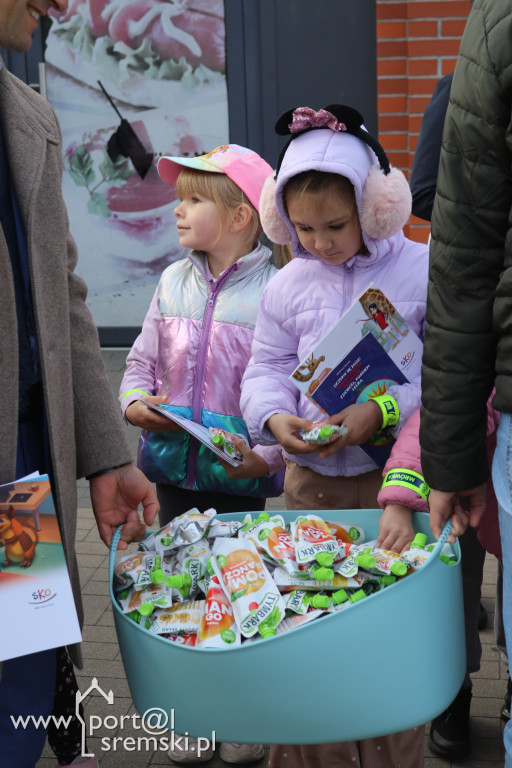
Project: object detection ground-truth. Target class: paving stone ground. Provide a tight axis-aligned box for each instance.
[35,350,508,767]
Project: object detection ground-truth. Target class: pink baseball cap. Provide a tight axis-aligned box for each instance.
[157,144,273,211]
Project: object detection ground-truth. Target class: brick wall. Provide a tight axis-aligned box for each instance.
[376,0,472,242]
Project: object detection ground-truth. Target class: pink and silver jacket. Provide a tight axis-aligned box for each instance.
[119,243,284,496]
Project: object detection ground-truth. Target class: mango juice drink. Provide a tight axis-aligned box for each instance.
[197,575,241,648]
[291,514,340,564]
[211,538,286,638]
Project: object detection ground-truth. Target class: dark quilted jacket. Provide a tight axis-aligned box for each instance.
[420,0,512,491]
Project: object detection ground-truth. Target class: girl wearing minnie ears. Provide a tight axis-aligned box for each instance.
[241,105,429,768]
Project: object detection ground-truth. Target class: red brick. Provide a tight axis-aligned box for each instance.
[408,115,424,133]
[409,134,419,153]
[442,18,468,37]
[408,58,438,76]
[407,2,471,18]
[378,77,409,95]
[407,77,439,95]
[379,132,408,150]
[378,40,408,58]
[409,39,462,57]
[442,58,458,74]
[407,20,438,38]
[378,114,409,132]
[385,150,409,168]
[377,20,406,39]
[409,95,434,113]
[378,95,407,114]
[376,2,407,21]
[378,58,407,77]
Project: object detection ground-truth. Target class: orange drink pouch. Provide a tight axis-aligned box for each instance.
[197,575,241,648]
[211,538,286,638]
[291,514,340,564]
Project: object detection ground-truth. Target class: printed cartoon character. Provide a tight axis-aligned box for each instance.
[0,506,38,567]
[292,353,326,382]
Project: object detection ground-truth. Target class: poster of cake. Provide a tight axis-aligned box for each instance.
[44,0,229,328]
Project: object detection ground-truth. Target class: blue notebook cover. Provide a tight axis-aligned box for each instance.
[311,333,408,467]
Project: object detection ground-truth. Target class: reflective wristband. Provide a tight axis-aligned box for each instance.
[381,469,430,503]
[371,394,400,429]
[121,388,150,402]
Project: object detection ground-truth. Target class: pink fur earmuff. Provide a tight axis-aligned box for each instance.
[359,164,412,239]
[259,175,290,245]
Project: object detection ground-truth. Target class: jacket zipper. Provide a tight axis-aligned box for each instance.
[185,259,239,489]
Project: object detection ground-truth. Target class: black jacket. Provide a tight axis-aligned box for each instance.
[420,0,512,490]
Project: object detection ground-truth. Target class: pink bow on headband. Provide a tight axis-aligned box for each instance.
[288,107,347,134]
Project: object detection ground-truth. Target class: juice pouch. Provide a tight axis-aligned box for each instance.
[114,551,158,591]
[291,514,339,564]
[273,566,375,592]
[354,540,411,577]
[285,589,310,615]
[167,633,198,647]
[197,576,241,648]
[300,422,348,445]
[176,540,211,601]
[208,427,248,461]
[206,519,243,539]
[118,584,173,615]
[327,521,365,547]
[211,538,286,638]
[144,600,204,636]
[241,517,298,574]
[140,508,216,551]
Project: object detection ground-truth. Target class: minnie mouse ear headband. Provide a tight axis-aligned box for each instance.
[259,104,412,243]
[158,144,273,211]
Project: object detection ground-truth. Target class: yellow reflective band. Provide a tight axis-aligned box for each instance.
[381,469,430,502]
[121,388,150,401]
[372,394,400,429]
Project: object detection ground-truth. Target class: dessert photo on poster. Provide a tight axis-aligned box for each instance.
[45,0,229,328]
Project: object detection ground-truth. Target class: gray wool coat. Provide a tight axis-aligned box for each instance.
[0,61,133,666]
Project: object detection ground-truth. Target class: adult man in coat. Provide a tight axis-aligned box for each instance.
[0,1,158,765]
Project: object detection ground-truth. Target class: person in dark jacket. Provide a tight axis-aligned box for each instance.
[419,1,512,765]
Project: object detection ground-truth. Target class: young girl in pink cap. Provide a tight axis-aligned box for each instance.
[119,143,288,765]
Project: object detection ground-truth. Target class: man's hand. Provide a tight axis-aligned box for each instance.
[429,485,486,541]
[125,396,183,433]
[90,464,159,550]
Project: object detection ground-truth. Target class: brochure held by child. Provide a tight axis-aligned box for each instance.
[290,285,423,467]
[0,473,82,660]
[140,400,243,467]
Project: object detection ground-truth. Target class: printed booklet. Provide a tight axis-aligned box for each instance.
[290,285,423,466]
[140,401,242,467]
[0,473,82,660]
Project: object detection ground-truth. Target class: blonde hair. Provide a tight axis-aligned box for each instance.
[283,170,357,213]
[176,167,262,249]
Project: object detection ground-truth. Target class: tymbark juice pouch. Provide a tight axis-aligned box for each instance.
[291,514,340,564]
[241,517,298,574]
[144,600,204,635]
[197,575,241,648]
[211,538,285,638]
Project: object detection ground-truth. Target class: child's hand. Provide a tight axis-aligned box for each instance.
[377,504,415,553]
[216,439,270,479]
[318,401,382,458]
[125,396,184,433]
[266,414,317,454]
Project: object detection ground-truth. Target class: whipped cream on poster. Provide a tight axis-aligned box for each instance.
[46,0,226,108]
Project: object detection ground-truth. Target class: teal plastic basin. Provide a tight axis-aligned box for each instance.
[109,509,465,744]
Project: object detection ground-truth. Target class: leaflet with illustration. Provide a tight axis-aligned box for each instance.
[290,285,423,466]
[140,401,242,467]
[0,473,82,661]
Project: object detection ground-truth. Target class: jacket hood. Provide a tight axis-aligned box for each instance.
[273,128,406,265]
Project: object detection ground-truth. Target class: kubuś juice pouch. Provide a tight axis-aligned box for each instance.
[291,514,339,564]
[197,575,241,648]
[211,538,285,638]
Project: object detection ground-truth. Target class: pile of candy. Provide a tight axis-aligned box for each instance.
[113,509,455,649]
